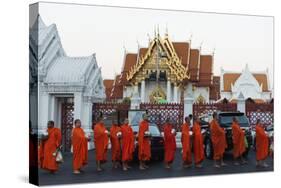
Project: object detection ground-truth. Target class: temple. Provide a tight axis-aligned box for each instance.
[220,64,272,102]
[105,31,219,104]
[29,15,105,145]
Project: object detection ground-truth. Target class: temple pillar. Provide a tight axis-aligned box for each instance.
[167,80,171,102]
[38,91,50,133]
[82,96,94,149]
[141,80,145,102]
[174,85,179,103]
[74,92,83,121]
[131,84,141,109]
[184,95,194,121]
[237,92,245,113]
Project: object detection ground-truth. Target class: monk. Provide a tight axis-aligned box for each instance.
[110,119,122,168]
[121,118,135,171]
[192,117,205,168]
[39,121,62,173]
[94,116,109,171]
[255,119,269,167]
[163,118,177,169]
[181,117,192,168]
[138,113,151,170]
[72,119,89,174]
[231,117,247,165]
[210,112,227,168]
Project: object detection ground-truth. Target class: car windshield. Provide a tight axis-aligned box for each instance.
[131,124,161,136]
[219,115,249,127]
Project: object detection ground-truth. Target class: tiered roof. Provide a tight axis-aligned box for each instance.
[106,34,215,100]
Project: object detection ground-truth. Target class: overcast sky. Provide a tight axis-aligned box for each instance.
[34,2,274,88]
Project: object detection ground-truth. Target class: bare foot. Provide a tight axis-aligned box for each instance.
[214,164,221,168]
[97,168,103,172]
[221,162,227,167]
[139,166,146,170]
[73,170,81,174]
[234,162,240,166]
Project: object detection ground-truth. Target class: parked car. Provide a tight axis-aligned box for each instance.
[131,123,165,161]
[200,111,253,159]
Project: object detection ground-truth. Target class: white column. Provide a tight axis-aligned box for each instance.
[131,84,141,109]
[74,92,83,121]
[167,80,171,102]
[82,97,94,150]
[49,95,55,121]
[38,91,50,133]
[184,95,194,121]
[174,85,178,103]
[237,93,245,113]
[141,80,145,102]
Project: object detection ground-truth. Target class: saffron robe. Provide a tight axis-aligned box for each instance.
[40,127,62,171]
[193,122,205,164]
[121,124,135,161]
[256,123,269,160]
[210,119,227,160]
[163,123,176,163]
[72,127,88,170]
[231,122,246,158]
[138,120,151,161]
[94,122,109,161]
[110,125,121,161]
[181,123,192,164]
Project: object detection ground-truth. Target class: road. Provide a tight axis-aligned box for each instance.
[38,149,273,186]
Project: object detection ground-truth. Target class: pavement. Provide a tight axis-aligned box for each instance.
[38,149,273,186]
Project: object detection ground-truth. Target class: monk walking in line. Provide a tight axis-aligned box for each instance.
[163,118,177,169]
[181,117,192,168]
[121,118,135,171]
[94,115,109,171]
[138,113,151,170]
[255,119,269,168]
[231,117,247,165]
[210,112,227,168]
[39,121,62,173]
[72,119,90,174]
[192,117,205,168]
[110,119,122,169]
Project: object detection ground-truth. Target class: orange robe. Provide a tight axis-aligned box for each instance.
[210,119,227,160]
[256,124,269,161]
[163,123,176,163]
[193,122,205,164]
[138,120,151,161]
[72,127,88,170]
[121,124,135,161]
[181,123,192,164]
[40,127,62,171]
[232,122,246,158]
[94,123,109,161]
[110,125,121,161]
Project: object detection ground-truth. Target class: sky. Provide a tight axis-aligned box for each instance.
[34,2,274,88]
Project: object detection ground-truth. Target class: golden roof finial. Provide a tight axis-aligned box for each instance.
[157,24,160,37]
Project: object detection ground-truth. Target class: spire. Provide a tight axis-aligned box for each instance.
[199,41,204,51]
[212,47,216,56]
[157,24,160,37]
[165,23,169,37]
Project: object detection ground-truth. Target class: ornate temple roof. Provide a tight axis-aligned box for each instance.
[30,15,105,100]
[105,34,215,100]
[222,72,269,92]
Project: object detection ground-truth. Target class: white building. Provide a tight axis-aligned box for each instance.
[220,64,272,102]
[29,15,105,150]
